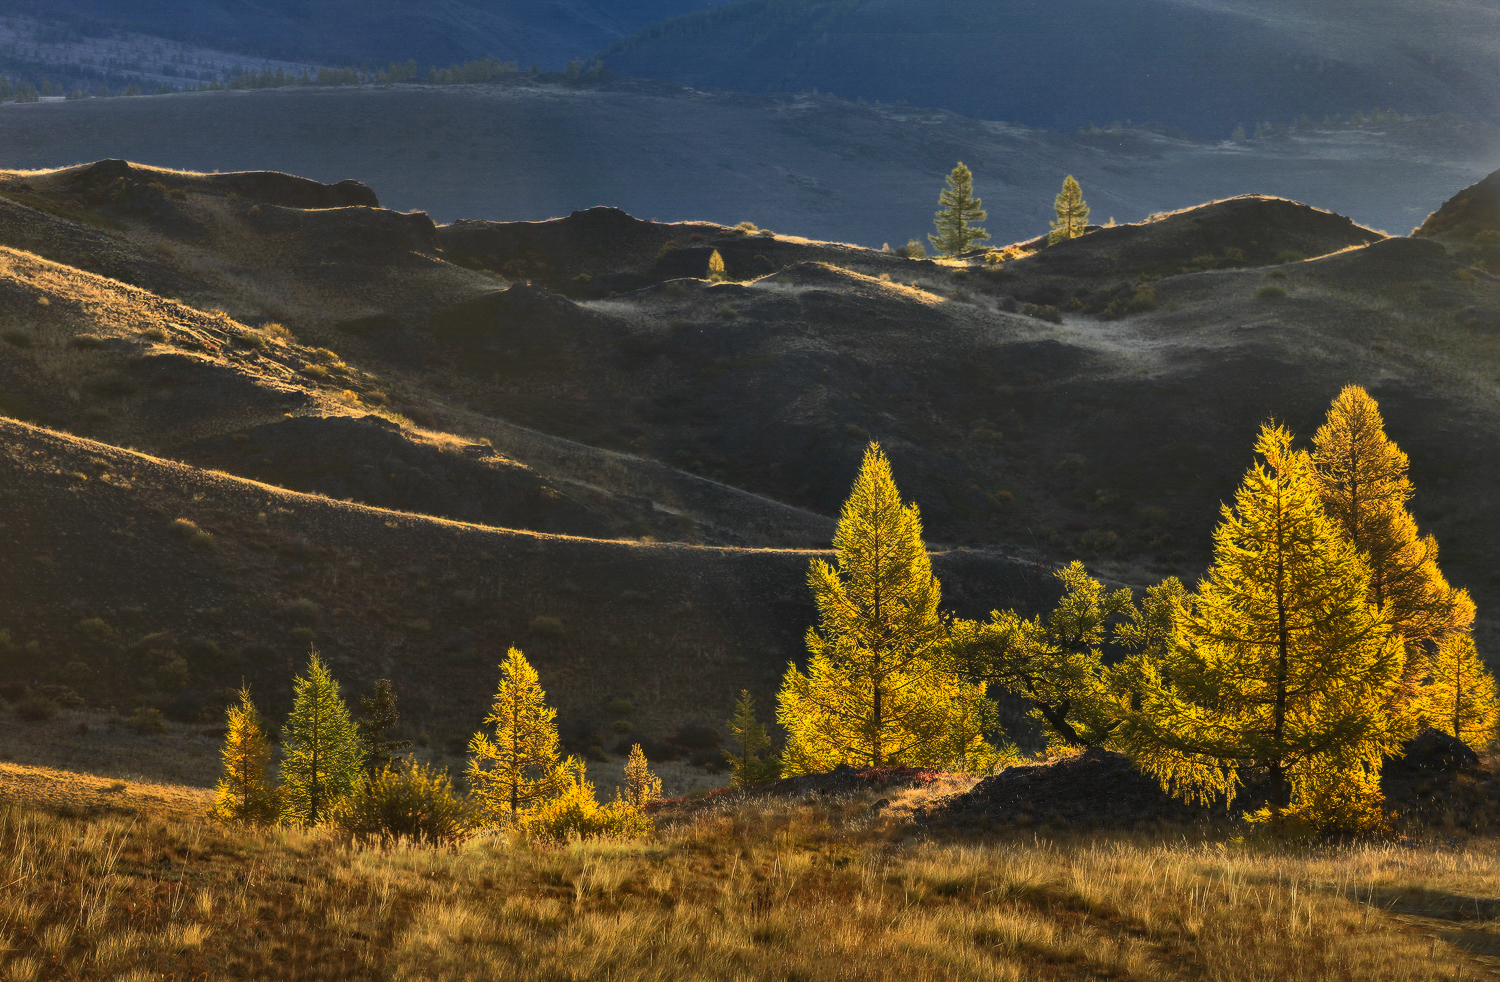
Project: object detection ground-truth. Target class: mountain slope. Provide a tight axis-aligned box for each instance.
[601,0,1500,138]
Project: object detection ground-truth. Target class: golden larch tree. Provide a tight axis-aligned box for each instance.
[209,683,281,826]
[1428,634,1500,746]
[467,647,569,827]
[280,651,366,826]
[622,743,663,810]
[1311,385,1475,735]
[707,249,728,281]
[778,442,999,774]
[1117,424,1402,832]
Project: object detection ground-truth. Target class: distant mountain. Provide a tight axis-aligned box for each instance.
[0,0,728,70]
[599,0,1500,138]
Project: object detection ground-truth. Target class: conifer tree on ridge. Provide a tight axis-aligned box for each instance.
[1049,175,1090,244]
[929,162,989,256]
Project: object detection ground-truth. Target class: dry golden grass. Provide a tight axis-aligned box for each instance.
[1,768,1498,981]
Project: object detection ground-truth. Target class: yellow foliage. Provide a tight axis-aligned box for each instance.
[1428,634,1500,747]
[622,744,662,810]
[1312,385,1474,737]
[517,758,652,842]
[467,648,567,828]
[779,442,999,773]
[209,684,281,826]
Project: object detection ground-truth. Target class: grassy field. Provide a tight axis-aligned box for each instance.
[1,768,1498,981]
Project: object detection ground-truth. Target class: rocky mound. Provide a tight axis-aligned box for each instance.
[1416,168,1500,238]
[921,749,1216,831]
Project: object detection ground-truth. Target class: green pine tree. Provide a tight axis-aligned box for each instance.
[778,442,999,773]
[1048,175,1090,244]
[280,651,366,826]
[950,561,1134,748]
[929,162,989,256]
[723,689,781,788]
[357,679,412,775]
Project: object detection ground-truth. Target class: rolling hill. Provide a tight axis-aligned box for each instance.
[2,152,1500,788]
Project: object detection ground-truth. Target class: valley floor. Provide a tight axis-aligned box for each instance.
[1,766,1499,981]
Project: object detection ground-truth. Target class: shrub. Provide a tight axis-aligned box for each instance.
[59,661,91,683]
[1275,249,1307,263]
[129,707,167,734]
[332,760,475,847]
[1021,303,1063,323]
[2,329,33,348]
[896,238,928,260]
[518,760,651,842]
[153,654,191,691]
[141,327,168,342]
[70,334,106,349]
[75,618,115,643]
[1475,229,1500,244]
[607,698,634,717]
[716,304,738,319]
[1257,285,1288,299]
[188,530,216,553]
[283,598,321,624]
[14,696,59,723]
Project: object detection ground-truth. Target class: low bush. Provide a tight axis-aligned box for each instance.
[518,760,651,842]
[530,615,563,637]
[332,760,475,847]
[1257,285,1288,299]
[1021,303,1063,323]
[128,707,167,735]
[14,696,59,722]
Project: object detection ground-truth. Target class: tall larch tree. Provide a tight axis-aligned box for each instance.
[778,442,998,774]
[1311,385,1477,735]
[1117,425,1401,832]
[280,651,366,826]
[1428,634,1500,746]
[1049,175,1090,244]
[467,647,569,827]
[209,683,281,826]
[929,162,989,256]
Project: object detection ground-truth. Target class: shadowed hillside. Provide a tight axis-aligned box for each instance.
[602,0,1500,138]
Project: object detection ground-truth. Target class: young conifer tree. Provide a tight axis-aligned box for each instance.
[778,442,998,774]
[622,743,663,810]
[356,679,412,776]
[281,651,366,826]
[1428,634,1500,747]
[209,683,281,826]
[929,161,989,256]
[1311,385,1476,735]
[1117,425,1402,832]
[467,647,569,827]
[706,249,728,282]
[723,689,781,788]
[1048,175,1090,244]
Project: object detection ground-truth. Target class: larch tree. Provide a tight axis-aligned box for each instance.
[622,744,663,810]
[777,442,999,774]
[949,561,1134,748]
[280,651,366,826]
[467,647,569,827]
[929,162,989,256]
[724,689,781,787]
[209,683,281,826]
[1116,425,1402,832]
[706,249,728,281]
[356,678,411,776]
[1311,385,1476,736]
[1048,175,1090,244]
[1428,634,1500,747]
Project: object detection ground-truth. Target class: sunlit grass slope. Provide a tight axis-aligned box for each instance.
[1,776,1497,980]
